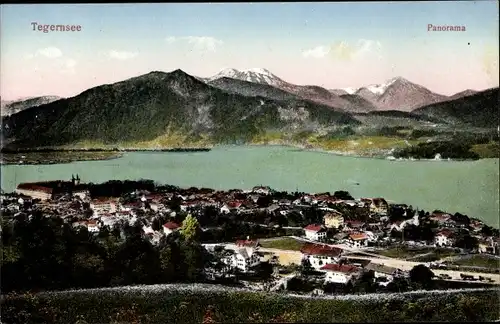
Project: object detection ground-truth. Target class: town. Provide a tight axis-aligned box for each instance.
[2,175,499,296]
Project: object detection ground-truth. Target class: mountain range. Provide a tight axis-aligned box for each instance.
[1,96,62,117]
[1,68,498,149]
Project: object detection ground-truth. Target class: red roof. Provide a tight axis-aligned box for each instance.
[163,222,180,230]
[437,230,454,238]
[349,233,368,241]
[301,244,342,257]
[320,263,359,273]
[236,239,259,247]
[16,183,53,194]
[431,213,451,221]
[304,224,324,232]
[227,201,243,208]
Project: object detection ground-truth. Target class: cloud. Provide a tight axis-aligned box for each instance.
[165,36,224,52]
[303,39,383,61]
[25,47,63,59]
[302,46,330,58]
[108,50,138,60]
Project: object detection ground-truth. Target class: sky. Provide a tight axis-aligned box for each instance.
[1,2,499,100]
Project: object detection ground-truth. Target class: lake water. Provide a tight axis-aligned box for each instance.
[1,145,499,227]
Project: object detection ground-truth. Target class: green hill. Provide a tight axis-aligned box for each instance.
[1,70,360,149]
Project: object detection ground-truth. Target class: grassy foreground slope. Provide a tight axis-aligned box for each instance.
[2,287,499,323]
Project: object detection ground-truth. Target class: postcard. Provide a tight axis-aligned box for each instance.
[1,2,499,323]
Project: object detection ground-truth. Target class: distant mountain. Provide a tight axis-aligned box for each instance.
[2,70,360,149]
[208,77,299,101]
[353,88,381,105]
[1,96,62,116]
[412,87,499,128]
[339,77,449,112]
[375,77,448,111]
[205,68,375,112]
[207,68,285,87]
[448,89,478,100]
[328,89,348,96]
[339,94,378,113]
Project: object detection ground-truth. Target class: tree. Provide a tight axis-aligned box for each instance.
[454,233,479,251]
[300,258,313,276]
[180,214,201,241]
[353,270,376,293]
[333,191,353,200]
[409,265,435,289]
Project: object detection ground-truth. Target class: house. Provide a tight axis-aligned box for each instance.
[321,263,361,284]
[300,244,343,270]
[434,230,455,247]
[224,246,261,273]
[388,221,405,232]
[72,189,90,200]
[90,198,117,215]
[163,221,181,236]
[344,220,365,231]
[252,186,271,195]
[361,198,388,215]
[121,201,143,211]
[220,200,243,214]
[100,215,119,228]
[15,183,53,200]
[347,232,369,248]
[323,211,344,229]
[87,220,100,233]
[365,262,398,285]
[304,224,327,241]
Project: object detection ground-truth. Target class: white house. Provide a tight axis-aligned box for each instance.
[163,221,181,236]
[304,224,327,241]
[252,186,271,195]
[73,190,90,200]
[321,263,361,284]
[347,233,369,248]
[87,220,100,233]
[90,198,117,216]
[434,230,455,247]
[301,244,343,270]
[222,245,261,273]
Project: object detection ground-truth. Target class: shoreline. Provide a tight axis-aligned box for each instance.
[1,143,493,165]
[244,142,484,162]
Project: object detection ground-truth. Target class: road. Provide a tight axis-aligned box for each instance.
[203,240,500,284]
[338,255,500,284]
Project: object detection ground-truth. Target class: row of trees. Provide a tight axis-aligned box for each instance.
[1,211,210,293]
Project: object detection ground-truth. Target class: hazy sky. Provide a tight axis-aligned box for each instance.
[1,2,498,100]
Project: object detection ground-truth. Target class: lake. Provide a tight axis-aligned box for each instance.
[1,145,499,227]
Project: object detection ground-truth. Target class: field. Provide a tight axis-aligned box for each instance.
[450,255,500,269]
[1,285,499,323]
[471,143,500,158]
[376,246,459,260]
[259,237,305,251]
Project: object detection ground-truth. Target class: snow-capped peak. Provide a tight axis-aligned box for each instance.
[208,67,284,86]
[356,77,409,95]
[240,68,273,75]
[343,87,360,95]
